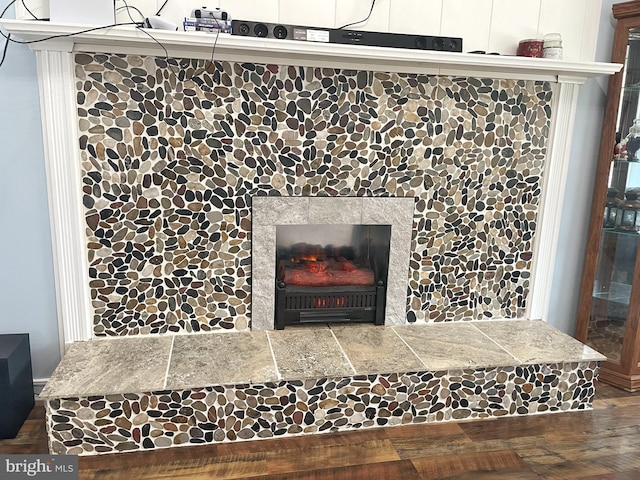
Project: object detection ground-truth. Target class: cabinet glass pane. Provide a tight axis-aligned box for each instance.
[618,30,640,155]
[588,230,637,362]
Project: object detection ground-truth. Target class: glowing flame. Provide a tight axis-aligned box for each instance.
[314,297,346,308]
[290,255,319,262]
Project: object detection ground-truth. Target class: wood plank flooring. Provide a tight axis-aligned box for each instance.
[2,382,639,479]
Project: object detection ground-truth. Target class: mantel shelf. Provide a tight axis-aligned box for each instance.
[0,19,622,82]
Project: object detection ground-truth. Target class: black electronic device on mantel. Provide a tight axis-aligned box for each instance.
[231,20,463,53]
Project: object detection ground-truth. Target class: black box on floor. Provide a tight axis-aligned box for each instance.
[0,334,35,439]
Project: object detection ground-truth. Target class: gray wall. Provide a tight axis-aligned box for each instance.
[0,9,60,379]
[0,3,618,380]
[547,0,617,334]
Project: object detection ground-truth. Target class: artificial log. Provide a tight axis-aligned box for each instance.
[280,258,374,286]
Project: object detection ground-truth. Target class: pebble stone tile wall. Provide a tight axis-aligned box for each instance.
[46,361,598,456]
[75,53,552,336]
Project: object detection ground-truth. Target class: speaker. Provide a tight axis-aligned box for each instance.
[232,21,302,40]
[330,29,462,52]
[231,20,463,53]
[0,334,35,439]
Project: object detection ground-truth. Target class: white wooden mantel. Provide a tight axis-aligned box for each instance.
[0,19,622,352]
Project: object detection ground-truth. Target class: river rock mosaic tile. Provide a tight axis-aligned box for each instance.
[75,53,552,335]
[46,360,598,456]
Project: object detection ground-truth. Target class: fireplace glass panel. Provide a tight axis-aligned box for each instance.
[274,224,391,329]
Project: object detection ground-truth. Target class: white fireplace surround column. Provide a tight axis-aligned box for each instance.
[33,46,93,353]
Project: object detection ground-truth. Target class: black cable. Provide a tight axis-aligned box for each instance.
[186,17,221,82]
[203,23,221,77]
[205,17,221,68]
[1,0,220,83]
[135,25,182,76]
[0,22,140,44]
[0,1,148,70]
[0,0,17,68]
[21,0,37,19]
[156,0,169,16]
[116,3,145,22]
[1,0,17,19]
[0,32,10,67]
[119,0,143,26]
[338,0,376,30]
[115,0,180,77]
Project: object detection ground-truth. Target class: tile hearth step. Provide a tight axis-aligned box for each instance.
[41,321,604,456]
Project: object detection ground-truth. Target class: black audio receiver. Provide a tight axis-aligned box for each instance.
[231,20,462,53]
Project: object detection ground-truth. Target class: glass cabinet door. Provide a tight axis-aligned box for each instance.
[585,28,640,364]
[577,2,640,391]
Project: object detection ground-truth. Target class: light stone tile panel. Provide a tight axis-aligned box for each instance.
[251,277,277,332]
[394,323,520,370]
[330,324,426,374]
[365,197,415,327]
[268,325,355,380]
[251,224,277,280]
[166,331,278,389]
[252,196,309,225]
[40,336,172,398]
[308,197,363,224]
[472,320,607,364]
[361,197,415,226]
[389,0,443,36]
[441,0,492,53]
[334,0,391,33]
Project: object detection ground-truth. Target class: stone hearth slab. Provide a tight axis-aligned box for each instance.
[40,321,605,399]
[166,332,278,389]
[41,321,606,456]
[268,325,355,380]
[40,336,172,398]
[473,320,600,364]
[396,323,520,370]
[330,324,426,374]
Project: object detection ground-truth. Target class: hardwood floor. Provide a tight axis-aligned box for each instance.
[2,382,639,479]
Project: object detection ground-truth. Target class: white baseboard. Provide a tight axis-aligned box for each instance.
[33,377,49,398]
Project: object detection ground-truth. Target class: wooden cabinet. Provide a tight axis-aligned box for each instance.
[577,0,640,391]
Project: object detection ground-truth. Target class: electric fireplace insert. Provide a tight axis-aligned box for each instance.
[274,224,391,329]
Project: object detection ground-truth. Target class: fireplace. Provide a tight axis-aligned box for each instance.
[274,224,391,329]
[251,196,415,331]
[1,38,605,343]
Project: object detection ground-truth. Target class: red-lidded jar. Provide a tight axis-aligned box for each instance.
[517,39,544,58]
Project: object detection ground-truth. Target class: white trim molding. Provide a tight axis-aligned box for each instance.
[36,48,93,349]
[0,19,622,82]
[528,81,583,321]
